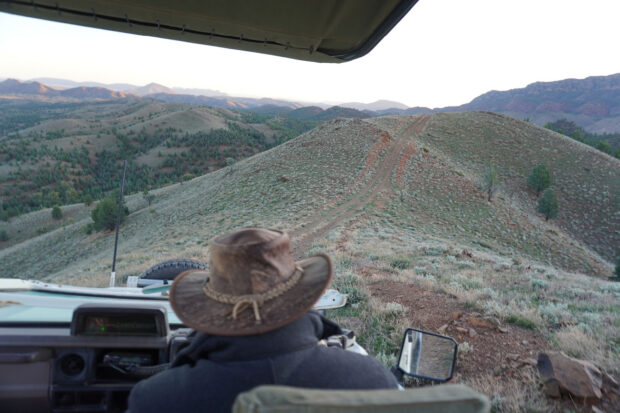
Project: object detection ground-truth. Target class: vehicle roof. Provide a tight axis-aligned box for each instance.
[0,0,418,63]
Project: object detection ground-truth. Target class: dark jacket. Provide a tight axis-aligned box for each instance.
[127,311,398,413]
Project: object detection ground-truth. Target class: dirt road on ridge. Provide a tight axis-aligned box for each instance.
[291,115,430,258]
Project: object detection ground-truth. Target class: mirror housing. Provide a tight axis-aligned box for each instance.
[397,328,458,382]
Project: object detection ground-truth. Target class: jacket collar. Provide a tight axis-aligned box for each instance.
[171,311,343,366]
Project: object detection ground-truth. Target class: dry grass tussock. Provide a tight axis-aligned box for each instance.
[467,370,549,413]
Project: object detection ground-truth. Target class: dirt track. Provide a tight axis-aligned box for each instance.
[291,115,430,257]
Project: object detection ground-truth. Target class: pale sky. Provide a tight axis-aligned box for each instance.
[1,0,619,108]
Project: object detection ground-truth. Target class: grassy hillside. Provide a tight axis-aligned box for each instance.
[418,112,618,262]
[0,99,317,219]
[0,113,618,411]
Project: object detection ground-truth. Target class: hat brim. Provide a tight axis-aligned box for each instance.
[169,254,333,336]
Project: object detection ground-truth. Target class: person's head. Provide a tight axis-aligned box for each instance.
[170,228,332,336]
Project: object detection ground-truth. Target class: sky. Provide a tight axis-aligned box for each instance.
[1,0,619,108]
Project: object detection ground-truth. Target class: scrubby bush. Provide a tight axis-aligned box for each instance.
[537,188,559,221]
[481,165,499,201]
[91,194,129,231]
[530,279,549,290]
[0,230,8,241]
[142,189,155,206]
[389,258,410,270]
[51,206,62,220]
[506,314,537,329]
[83,194,94,206]
[527,164,551,195]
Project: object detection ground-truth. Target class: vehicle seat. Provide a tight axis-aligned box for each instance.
[232,384,490,413]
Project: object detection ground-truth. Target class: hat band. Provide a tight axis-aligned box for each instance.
[201,265,304,323]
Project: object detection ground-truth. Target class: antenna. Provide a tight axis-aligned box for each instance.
[110,160,127,288]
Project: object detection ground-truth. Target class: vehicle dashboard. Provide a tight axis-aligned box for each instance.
[0,304,191,413]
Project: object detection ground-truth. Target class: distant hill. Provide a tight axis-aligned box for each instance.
[7,73,620,133]
[250,104,295,116]
[0,79,58,95]
[130,83,176,96]
[146,92,301,110]
[340,100,408,111]
[30,77,137,91]
[171,86,227,97]
[453,74,620,134]
[287,106,325,119]
[287,106,369,121]
[57,86,129,99]
[0,79,130,101]
[260,74,620,134]
[344,74,620,134]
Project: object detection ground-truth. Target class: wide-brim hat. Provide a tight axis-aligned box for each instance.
[170,228,332,336]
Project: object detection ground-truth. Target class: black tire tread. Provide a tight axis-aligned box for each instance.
[140,258,207,280]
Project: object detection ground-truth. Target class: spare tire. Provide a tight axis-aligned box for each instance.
[140,258,207,281]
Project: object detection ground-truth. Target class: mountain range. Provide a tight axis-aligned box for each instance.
[1,73,619,132]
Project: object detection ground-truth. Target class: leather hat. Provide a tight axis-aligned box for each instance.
[169,228,333,336]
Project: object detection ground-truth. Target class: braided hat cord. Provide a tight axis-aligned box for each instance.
[202,265,304,323]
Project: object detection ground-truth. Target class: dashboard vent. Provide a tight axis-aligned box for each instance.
[59,353,85,377]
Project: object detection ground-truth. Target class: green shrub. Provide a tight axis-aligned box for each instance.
[527,164,551,195]
[506,314,537,329]
[85,223,93,235]
[389,258,410,270]
[83,194,94,206]
[537,188,559,221]
[51,206,62,220]
[36,226,47,234]
[332,273,367,304]
[91,195,129,231]
[0,230,8,241]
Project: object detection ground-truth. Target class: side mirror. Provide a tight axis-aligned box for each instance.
[397,328,458,382]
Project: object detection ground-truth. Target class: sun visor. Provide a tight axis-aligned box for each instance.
[0,0,418,63]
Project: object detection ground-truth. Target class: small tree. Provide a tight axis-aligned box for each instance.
[528,164,551,196]
[83,194,94,206]
[0,230,8,242]
[142,189,155,206]
[596,140,612,155]
[537,188,558,221]
[51,206,62,220]
[481,165,499,202]
[91,194,128,231]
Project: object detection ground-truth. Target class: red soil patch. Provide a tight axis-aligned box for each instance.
[367,279,548,382]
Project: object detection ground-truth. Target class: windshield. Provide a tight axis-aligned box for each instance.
[0,1,619,411]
